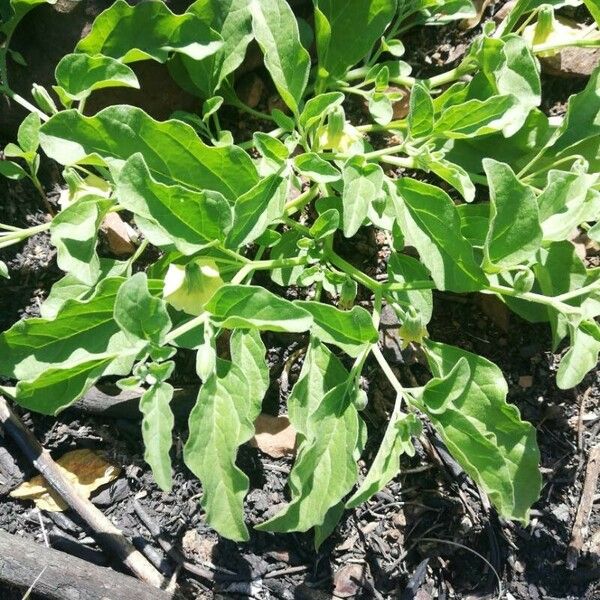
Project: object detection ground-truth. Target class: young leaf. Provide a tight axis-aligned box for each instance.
[295,301,379,358]
[114,273,171,345]
[226,175,287,248]
[421,340,541,523]
[76,0,223,63]
[184,359,253,541]
[294,153,341,183]
[116,154,233,254]
[50,195,112,286]
[0,160,27,180]
[40,106,258,200]
[426,157,476,203]
[205,285,313,332]
[17,112,41,153]
[250,0,310,114]
[341,157,384,238]
[394,178,486,292]
[557,322,600,390]
[408,82,434,139]
[482,159,542,272]
[54,53,139,101]
[346,411,421,508]
[299,92,345,131]
[140,380,175,491]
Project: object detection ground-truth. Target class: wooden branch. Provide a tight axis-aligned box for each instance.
[0,396,168,591]
[0,529,172,600]
[567,444,600,570]
[73,384,198,419]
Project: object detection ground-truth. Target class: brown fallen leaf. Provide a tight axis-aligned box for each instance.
[10,448,120,511]
[249,414,297,459]
[460,0,493,30]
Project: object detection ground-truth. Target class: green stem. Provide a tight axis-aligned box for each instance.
[0,86,49,121]
[230,99,275,123]
[372,344,404,397]
[533,37,600,55]
[554,281,600,303]
[0,221,51,249]
[238,127,285,150]
[165,313,209,344]
[126,238,149,268]
[325,249,382,292]
[356,120,407,133]
[381,155,416,169]
[284,185,319,216]
[487,284,582,315]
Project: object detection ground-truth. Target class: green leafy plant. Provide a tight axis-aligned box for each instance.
[1,0,599,543]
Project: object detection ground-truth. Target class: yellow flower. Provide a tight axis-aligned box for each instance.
[317,122,363,153]
[163,258,223,316]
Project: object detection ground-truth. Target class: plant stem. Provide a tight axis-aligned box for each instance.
[165,313,209,344]
[0,86,49,121]
[325,249,382,292]
[284,185,319,216]
[238,127,285,150]
[381,155,416,169]
[487,284,582,315]
[372,344,404,397]
[230,99,275,122]
[0,221,51,249]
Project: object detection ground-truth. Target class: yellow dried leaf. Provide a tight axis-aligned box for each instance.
[10,449,120,511]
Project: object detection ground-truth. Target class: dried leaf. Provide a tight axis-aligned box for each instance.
[10,449,120,511]
[249,414,297,458]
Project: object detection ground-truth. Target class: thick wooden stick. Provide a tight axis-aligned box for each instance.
[0,396,168,591]
[567,444,600,570]
[0,529,172,600]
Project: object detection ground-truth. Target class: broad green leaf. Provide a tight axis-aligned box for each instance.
[314,0,396,81]
[230,329,269,419]
[368,92,394,126]
[184,358,253,541]
[114,273,171,345]
[205,284,313,332]
[294,153,341,183]
[295,301,379,357]
[408,82,434,138]
[387,253,433,324]
[250,0,310,114]
[557,322,600,389]
[54,53,139,101]
[0,0,56,36]
[76,0,222,64]
[299,92,345,131]
[426,157,476,203]
[346,411,421,508]
[310,208,340,239]
[117,154,232,254]
[170,0,253,97]
[342,157,384,237]
[50,195,112,286]
[140,380,175,491]
[422,340,541,523]
[39,106,258,200]
[583,0,600,24]
[0,278,145,414]
[537,170,596,241]
[483,159,542,272]
[226,175,287,248]
[394,178,486,292]
[257,377,360,532]
[456,203,490,247]
[433,95,520,139]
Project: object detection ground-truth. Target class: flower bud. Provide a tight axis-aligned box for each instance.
[399,306,428,349]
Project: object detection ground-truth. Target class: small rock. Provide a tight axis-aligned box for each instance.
[541,47,600,79]
[249,414,297,459]
[518,375,534,389]
[100,212,136,257]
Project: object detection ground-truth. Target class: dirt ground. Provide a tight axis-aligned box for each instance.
[1,1,599,599]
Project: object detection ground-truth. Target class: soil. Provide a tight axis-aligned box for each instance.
[1,1,599,599]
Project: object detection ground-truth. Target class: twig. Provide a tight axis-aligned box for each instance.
[567,444,600,570]
[577,387,592,452]
[0,396,168,591]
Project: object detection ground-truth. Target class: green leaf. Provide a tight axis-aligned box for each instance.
[170,0,253,97]
[114,273,171,345]
[0,160,27,180]
[433,95,520,139]
[205,284,313,332]
[538,170,596,242]
[482,159,542,272]
[294,152,341,184]
[408,82,434,139]
[346,411,421,508]
[557,322,600,389]
[257,357,360,532]
[250,0,310,114]
[54,53,139,101]
[310,208,339,239]
[117,154,232,254]
[226,175,287,248]
[0,261,8,279]
[50,195,112,286]
[394,178,486,292]
[583,0,600,25]
[425,157,476,203]
[299,92,345,131]
[184,358,253,541]
[295,301,379,358]
[76,0,222,64]
[39,106,258,200]
[17,112,40,153]
[421,340,541,523]
[341,157,384,237]
[140,380,175,491]
[314,0,396,81]
[0,278,145,414]
[230,329,269,420]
